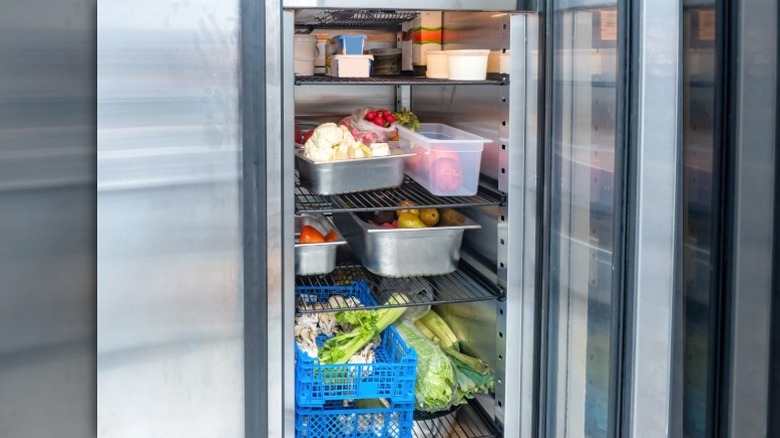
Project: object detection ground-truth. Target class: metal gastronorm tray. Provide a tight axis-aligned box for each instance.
[295,147,416,195]
[331,211,481,278]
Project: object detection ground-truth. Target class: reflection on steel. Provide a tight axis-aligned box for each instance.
[97,0,243,437]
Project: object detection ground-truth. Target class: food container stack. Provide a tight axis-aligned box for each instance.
[326,34,374,78]
[295,281,418,438]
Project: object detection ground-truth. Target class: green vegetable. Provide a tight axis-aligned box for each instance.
[450,354,494,405]
[413,319,439,343]
[354,398,390,409]
[318,293,408,364]
[418,310,459,351]
[392,108,420,131]
[394,320,457,412]
[440,345,488,375]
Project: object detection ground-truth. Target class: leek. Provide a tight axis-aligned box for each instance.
[418,310,460,351]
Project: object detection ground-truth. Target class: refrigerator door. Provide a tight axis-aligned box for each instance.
[97,1,245,437]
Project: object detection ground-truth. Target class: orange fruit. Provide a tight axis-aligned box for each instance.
[299,225,325,243]
[324,230,339,241]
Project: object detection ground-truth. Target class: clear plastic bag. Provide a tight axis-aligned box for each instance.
[394,320,457,413]
[339,107,398,144]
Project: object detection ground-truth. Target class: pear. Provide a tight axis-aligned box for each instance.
[396,200,419,217]
[438,208,465,226]
[397,213,426,228]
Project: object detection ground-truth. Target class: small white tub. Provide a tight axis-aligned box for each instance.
[446,49,490,80]
[425,51,449,79]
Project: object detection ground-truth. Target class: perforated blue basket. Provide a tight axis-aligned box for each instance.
[296,400,414,438]
[296,281,377,309]
[296,324,417,407]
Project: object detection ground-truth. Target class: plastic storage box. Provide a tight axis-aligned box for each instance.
[296,400,414,438]
[446,49,490,80]
[368,48,402,75]
[328,54,374,78]
[333,34,367,55]
[396,123,490,196]
[296,324,417,407]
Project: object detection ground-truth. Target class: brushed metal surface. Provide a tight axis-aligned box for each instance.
[501,13,538,438]
[295,214,347,275]
[282,11,297,438]
[727,0,777,436]
[294,148,414,195]
[0,0,96,436]
[97,1,243,437]
[294,85,396,125]
[627,0,680,436]
[332,211,480,277]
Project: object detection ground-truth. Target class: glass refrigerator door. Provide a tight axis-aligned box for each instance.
[545,6,619,437]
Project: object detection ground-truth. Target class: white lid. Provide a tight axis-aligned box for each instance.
[333,54,374,60]
[294,34,317,41]
[444,49,491,56]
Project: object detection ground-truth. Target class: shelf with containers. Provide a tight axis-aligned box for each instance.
[290,10,507,438]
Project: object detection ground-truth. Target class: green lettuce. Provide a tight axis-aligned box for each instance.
[394,320,457,412]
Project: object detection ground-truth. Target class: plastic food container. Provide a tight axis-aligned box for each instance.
[294,34,319,76]
[328,54,374,78]
[295,325,418,407]
[368,48,402,76]
[425,51,448,79]
[396,123,490,196]
[333,34,367,55]
[295,215,347,276]
[296,399,414,438]
[445,49,490,80]
[331,211,481,278]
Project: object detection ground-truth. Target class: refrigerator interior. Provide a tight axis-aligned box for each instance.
[285,8,533,438]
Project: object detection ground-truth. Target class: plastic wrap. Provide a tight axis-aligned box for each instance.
[393,320,457,413]
[339,107,398,144]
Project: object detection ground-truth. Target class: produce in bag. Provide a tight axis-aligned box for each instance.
[393,320,457,413]
[339,107,398,144]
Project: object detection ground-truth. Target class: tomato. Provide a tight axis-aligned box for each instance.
[365,111,377,121]
[324,230,339,241]
[431,156,464,193]
[373,116,385,127]
[302,129,314,144]
[299,225,325,243]
[295,124,303,143]
[384,114,396,124]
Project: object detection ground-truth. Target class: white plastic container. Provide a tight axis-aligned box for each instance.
[425,51,449,79]
[328,54,374,78]
[294,34,318,76]
[396,123,490,196]
[446,49,490,80]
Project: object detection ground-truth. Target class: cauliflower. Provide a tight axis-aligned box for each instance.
[303,123,371,161]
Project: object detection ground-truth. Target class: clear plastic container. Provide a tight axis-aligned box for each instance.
[396,123,490,196]
[445,49,490,80]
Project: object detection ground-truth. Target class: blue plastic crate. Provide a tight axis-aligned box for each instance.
[296,400,414,438]
[296,280,377,309]
[296,325,417,407]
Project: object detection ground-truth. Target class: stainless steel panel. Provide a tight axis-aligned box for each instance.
[295,214,347,275]
[295,148,414,195]
[294,85,396,125]
[283,0,534,12]
[282,10,298,438]
[0,1,96,435]
[727,0,777,435]
[627,0,680,436]
[97,1,243,437]
[461,205,500,265]
[332,211,480,277]
[502,13,538,438]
